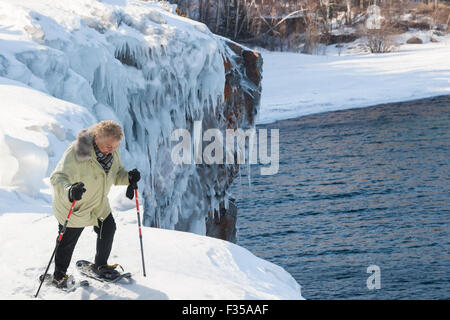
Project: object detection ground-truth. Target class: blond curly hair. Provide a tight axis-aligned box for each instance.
[92,120,123,141]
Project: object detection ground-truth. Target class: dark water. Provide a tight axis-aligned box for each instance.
[230,96,450,300]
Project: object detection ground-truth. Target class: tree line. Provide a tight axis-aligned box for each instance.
[168,0,449,52]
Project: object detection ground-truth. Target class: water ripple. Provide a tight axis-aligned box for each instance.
[231,96,450,299]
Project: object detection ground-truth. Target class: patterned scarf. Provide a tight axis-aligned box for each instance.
[93,140,114,173]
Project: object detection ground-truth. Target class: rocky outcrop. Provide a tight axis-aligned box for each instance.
[406,36,423,44]
[222,41,263,129]
[199,40,263,242]
[206,198,238,243]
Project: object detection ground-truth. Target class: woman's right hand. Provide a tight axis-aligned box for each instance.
[69,182,86,202]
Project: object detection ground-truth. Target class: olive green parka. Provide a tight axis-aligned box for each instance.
[50,127,129,227]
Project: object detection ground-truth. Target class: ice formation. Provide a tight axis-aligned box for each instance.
[0,0,262,235]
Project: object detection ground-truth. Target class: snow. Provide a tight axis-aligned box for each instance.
[0,187,302,300]
[257,31,450,125]
[0,77,95,197]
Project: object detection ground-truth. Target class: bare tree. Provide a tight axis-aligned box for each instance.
[234,0,241,39]
[299,0,323,53]
[345,0,353,24]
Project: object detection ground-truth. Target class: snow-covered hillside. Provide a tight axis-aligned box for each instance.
[0,187,302,300]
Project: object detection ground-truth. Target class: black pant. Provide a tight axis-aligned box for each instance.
[54,213,116,279]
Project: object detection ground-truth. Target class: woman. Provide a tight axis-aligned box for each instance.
[50,120,141,288]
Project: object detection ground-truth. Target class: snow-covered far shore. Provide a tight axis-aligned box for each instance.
[0,186,303,300]
[256,30,450,125]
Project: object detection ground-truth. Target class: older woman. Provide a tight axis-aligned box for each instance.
[50,120,141,288]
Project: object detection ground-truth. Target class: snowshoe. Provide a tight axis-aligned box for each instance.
[76,260,132,283]
[93,264,122,280]
[52,274,72,288]
[38,274,89,292]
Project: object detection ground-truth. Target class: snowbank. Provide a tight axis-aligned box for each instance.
[0,187,303,300]
[0,77,95,198]
[257,31,450,125]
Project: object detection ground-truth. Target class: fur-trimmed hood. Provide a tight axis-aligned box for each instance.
[74,128,94,162]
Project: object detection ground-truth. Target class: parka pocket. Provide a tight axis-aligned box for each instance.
[78,173,102,204]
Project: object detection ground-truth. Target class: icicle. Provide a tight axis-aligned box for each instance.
[247,163,252,189]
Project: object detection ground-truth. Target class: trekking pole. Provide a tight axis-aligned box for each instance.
[35,200,77,298]
[134,188,147,277]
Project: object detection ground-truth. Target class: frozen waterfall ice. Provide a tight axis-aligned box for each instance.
[0,0,262,236]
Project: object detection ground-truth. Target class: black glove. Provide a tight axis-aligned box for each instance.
[126,184,136,200]
[128,169,141,184]
[126,169,140,200]
[68,182,86,202]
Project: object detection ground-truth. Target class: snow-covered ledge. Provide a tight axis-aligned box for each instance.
[0,186,303,299]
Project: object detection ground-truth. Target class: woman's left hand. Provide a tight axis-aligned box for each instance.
[128,168,141,184]
[126,169,140,200]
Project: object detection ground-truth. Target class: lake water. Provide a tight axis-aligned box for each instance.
[230,96,450,299]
